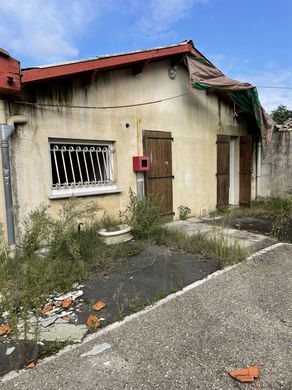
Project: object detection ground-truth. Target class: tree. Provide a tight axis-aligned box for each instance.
[271,105,292,125]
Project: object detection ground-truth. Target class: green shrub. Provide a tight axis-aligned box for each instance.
[120,189,162,239]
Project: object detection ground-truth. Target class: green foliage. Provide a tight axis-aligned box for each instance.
[155,227,246,267]
[100,212,120,231]
[120,189,162,239]
[215,196,292,241]
[178,205,191,220]
[0,198,147,343]
[271,105,292,125]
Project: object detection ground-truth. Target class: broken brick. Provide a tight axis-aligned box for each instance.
[92,300,106,312]
[26,361,36,369]
[0,324,12,336]
[61,299,72,309]
[228,365,260,383]
[86,315,100,330]
[62,315,70,321]
[42,305,54,314]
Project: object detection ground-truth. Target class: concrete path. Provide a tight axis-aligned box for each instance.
[1,243,291,389]
[166,217,273,248]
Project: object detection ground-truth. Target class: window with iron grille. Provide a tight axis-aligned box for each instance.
[49,140,116,196]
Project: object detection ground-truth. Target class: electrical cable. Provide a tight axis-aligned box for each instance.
[12,84,292,111]
[13,92,189,110]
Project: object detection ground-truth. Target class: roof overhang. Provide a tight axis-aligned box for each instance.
[21,42,199,85]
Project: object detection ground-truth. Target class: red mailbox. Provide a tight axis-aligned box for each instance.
[133,156,150,172]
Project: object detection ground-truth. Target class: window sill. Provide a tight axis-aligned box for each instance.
[49,187,122,200]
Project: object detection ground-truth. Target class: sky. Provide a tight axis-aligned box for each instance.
[0,0,291,112]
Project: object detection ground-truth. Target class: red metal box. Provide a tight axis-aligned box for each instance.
[133,156,150,172]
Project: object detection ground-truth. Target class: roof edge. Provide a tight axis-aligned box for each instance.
[21,41,197,85]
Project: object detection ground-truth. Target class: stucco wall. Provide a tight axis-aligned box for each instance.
[260,130,292,196]
[2,59,250,238]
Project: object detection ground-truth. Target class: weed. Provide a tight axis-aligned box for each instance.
[101,212,120,231]
[155,227,246,267]
[215,196,292,240]
[178,205,191,220]
[120,189,162,239]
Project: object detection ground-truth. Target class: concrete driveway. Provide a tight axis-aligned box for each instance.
[1,243,291,390]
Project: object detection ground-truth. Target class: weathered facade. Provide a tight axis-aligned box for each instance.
[260,130,292,196]
[0,41,264,243]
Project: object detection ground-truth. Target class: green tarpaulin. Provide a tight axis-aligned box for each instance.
[187,55,274,151]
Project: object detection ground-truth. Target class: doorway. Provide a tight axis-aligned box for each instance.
[143,130,174,222]
[217,134,252,207]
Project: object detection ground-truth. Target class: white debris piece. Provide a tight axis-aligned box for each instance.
[40,315,58,328]
[54,290,83,301]
[39,323,88,342]
[6,346,15,355]
[45,307,62,316]
[56,310,73,318]
[81,342,111,357]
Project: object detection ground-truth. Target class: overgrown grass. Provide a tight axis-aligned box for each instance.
[214,196,292,240]
[155,227,246,267]
[0,193,247,347]
[0,199,146,340]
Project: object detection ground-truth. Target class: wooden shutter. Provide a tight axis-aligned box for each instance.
[216,134,230,207]
[143,130,174,222]
[239,135,253,207]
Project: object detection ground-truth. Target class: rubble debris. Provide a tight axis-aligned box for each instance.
[55,290,83,302]
[228,365,260,382]
[81,342,111,357]
[40,315,58,328]
[26,361,36,369]
[0,323,12,336]
[92,300,106,311]
[6,346,16,355]
[38,323,88,342]
[61,298,72,309]
[86,315,100,330]
[42,305,54,314]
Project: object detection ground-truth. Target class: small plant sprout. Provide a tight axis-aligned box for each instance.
[178,205,191,220]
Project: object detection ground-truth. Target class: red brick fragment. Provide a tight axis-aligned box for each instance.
[92,300,106,311]
[61,298,72,309]
[86,315,100,330]
[26,361,36,369]
[0,324,12,336]
[229,365,260,383]
[42,305,54,314]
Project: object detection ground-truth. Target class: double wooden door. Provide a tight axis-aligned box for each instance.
[217,134,253,207]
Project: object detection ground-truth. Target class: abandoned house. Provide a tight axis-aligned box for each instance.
[0,40,273,244]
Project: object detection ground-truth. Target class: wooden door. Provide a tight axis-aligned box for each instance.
[216,134,230,207]
[143,130,174,222]
[239,134,253,206]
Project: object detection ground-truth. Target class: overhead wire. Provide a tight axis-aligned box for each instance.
[12,84,292,111]
[13,92,190,110]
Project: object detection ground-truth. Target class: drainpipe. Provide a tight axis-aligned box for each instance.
[256,141,262,198]
[0,109,28,245]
